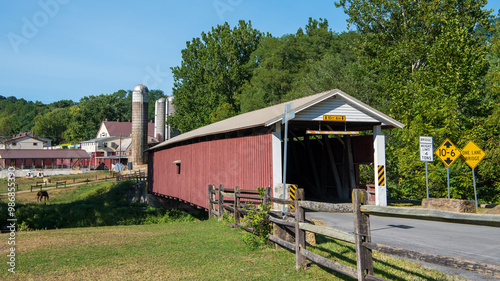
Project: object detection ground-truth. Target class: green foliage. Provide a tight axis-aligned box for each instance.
[63,90,131,141]
[170,20,263,133]
[0,88,166,143]
[241,187,272,247]
[0,96,48,136]
[222,211,235,225]
[240,18,345,109]
[147,89,167,121]
[336,0,500,203]
[33,107,71,144]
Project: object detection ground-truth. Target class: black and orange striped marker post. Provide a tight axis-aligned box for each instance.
[289,184,297,209]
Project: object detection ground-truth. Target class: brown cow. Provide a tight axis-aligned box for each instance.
[37,191,49,203]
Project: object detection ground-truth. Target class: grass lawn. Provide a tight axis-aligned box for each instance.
[0,219,464,281]
[0,182,465,280]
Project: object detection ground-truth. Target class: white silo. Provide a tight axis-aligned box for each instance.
[166,96,177,139]
[154,98,166,142]
[132,84,149,165]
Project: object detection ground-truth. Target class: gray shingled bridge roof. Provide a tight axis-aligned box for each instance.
[149,89,404,151]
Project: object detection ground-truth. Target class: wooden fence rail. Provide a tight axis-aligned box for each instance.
[55,181,66,188]
[36,181,47,187]
[30,184,43,192]
[208,185,500,280]
[360,205,500,227]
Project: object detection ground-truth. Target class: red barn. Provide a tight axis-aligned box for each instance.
[148,89,404,209]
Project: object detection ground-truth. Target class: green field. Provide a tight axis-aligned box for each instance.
[0,171,114,194]
[0,182,464,280]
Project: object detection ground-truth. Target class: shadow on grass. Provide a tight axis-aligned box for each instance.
[0,180,207,231]
[312,234,442,281]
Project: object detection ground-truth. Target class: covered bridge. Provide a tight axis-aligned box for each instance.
[147,89,404,209]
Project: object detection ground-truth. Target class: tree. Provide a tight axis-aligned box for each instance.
[33,108,71,145]
[148,89,166,122]
[0,97,48,137]
[170,20,263,133]
[63,90,132,142]
[286,31,380,106]
[49,99,75,109]
[336,0,496,201]
[238,18,342,112]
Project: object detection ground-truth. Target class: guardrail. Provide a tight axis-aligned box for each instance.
[208,185,500,280]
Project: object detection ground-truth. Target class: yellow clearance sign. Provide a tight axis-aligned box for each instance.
[460,141,485,169]
[435,138,460,168]
[323,115,346,121]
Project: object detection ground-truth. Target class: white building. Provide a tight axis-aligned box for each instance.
[0,132,51,149]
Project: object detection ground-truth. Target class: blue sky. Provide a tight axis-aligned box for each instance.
[1,1,499,104]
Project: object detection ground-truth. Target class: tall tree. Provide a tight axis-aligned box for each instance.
[238,18,342,112]
[286,31,380,106]
[148,89,166,122]
[33,108,71,144]
[63,90,132,142]
[336,0,495,201]
[170,20,263,133]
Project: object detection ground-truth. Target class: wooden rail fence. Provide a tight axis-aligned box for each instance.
[27,174,116,192]
[55,181,66,188]
[36,181,47,187]
[208,185,500,280]
[30,184,43,192]
[115,170,146,183]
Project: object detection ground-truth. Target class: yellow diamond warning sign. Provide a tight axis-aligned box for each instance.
[460,141,485,169]
[435,138,460,168]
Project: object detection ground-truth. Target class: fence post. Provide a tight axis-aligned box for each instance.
[208,185,214,219]
[234,186,240,229]
[295,188,305,269]
[218,184,224,222]
[353,189,373,281]
[263,186,270,207]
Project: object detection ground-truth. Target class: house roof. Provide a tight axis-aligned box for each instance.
[0,149,90,159]
[149,89,404,151]
[81,136,117,143]
[101,121,155,138]
[1,132,47,144]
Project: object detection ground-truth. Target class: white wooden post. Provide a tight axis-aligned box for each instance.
[373,125,387,206]
[272,122,282,209]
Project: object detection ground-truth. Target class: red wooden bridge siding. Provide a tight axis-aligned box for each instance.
[149,133,273,209]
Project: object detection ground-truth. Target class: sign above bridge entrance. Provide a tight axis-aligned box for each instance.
[322,115,346,121]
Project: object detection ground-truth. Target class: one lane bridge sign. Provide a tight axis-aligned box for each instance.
[435,138,460,168]
[460,141,485,169]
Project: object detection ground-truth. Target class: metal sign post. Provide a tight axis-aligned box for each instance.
[473,169,477,208]
[460,140,486,208]
[282,103,295,215]
[447,168,450,199]
[419,136,433,198]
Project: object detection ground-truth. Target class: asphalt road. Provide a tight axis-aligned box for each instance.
[306,211,500,281]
